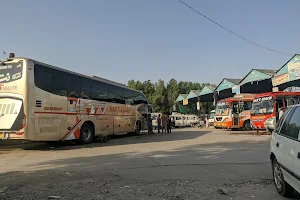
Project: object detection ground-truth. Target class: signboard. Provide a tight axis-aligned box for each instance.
[253,96,273,103]
[272,87,279,92]
[196,102,200,110]
[272,55,300,86]
[183,99,188,105]
[231,85,240,94]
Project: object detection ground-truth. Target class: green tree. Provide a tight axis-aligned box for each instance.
[127,79,215,115]
[166,79,178,113]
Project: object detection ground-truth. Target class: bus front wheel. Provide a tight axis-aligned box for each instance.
[80,122,95,144]
[135,121,141,134]
[243,120,252,131]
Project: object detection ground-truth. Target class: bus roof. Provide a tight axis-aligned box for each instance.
[218,93,256,103]
[11,57,144,95]
[254,91,300,99]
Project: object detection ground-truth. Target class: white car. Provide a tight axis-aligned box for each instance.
[270,104,300,197]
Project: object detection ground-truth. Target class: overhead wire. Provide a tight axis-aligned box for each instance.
[177,0,293,56]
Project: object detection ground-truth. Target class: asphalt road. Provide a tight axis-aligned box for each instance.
[0,128,299,200]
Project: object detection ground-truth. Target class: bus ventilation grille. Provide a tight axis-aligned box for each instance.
[36,100,42,108]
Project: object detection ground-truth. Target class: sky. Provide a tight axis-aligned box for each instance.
[0,0,299,85]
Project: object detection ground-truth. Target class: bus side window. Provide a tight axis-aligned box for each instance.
[287,97,300,106]
[123,89,135,105]
[52,70,67,96]
[34,64,53,93]
[67,75,81,98]
[90,81,109,101]
[81,78,91,99]
[108,85,125,104]
[243,101,252,111]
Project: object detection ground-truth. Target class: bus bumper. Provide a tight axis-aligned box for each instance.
[214,122,231,129]
[0,132,25,140]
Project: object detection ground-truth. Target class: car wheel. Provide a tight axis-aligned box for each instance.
[80,123,94,144]
[272,158,294,197]
[243,121,252,131]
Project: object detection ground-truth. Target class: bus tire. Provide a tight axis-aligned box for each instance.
[243,120,252,131]
[128,121,141,136]
[80,122,94,144]
[135,121,141,134]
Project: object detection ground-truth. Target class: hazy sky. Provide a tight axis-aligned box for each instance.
[1,0,299,85]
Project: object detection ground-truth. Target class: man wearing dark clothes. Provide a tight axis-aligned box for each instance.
[157,114,162,133]
[167,116,172,133]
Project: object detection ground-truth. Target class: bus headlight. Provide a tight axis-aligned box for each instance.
[266,116,275,123]
[264,116,276,127]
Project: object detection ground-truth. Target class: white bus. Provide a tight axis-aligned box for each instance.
[0,55,150,143]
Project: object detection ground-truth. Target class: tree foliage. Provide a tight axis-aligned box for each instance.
[127,79,216,115]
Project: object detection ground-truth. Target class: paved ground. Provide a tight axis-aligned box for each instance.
[0,128,299,200]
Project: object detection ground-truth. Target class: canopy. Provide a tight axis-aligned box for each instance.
[198,85,215,102]
[176,94,188,102]
[215,78,241,100]
[272,54,300,90]
[186,90,200,100]
[239,69,276,93]
[215,78,240,92]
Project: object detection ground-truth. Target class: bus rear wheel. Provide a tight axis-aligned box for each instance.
[80,123,94,144]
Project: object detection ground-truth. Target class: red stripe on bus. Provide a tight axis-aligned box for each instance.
[61,119,82,140]
[34,112,135,116]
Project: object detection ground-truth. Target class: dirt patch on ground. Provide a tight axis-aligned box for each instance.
[0,170,278,200]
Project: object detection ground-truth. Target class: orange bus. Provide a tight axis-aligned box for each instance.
[250,92,300,132]
[214,93,256,130]
[0,55,150,143]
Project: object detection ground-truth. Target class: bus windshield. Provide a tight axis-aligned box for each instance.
[0,63,23,83]
[216,102,230,116]
[251,96,274,115]
[209,111,215,119]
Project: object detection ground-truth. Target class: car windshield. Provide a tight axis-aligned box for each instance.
[215,102,230,116]
[251,96,274,115]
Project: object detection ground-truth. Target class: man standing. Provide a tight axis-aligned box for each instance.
[157,114,162,133]
[147,114,153,134]
[161,114,168,134]
[167,115,172,134]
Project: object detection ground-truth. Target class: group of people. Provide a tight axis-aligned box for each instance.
[147,113,172,134]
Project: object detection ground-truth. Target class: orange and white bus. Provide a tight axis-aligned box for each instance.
[250,92,300,132]
[0,55,150,143]
[214,93,256,130]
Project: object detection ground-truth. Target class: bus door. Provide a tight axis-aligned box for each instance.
[275,97,286,120]
[232,103,239,126]
[137,103,149,130]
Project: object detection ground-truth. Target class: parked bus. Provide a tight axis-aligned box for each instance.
[0,55,150,143]
[214,94,256,130]
[250,92,300,132]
